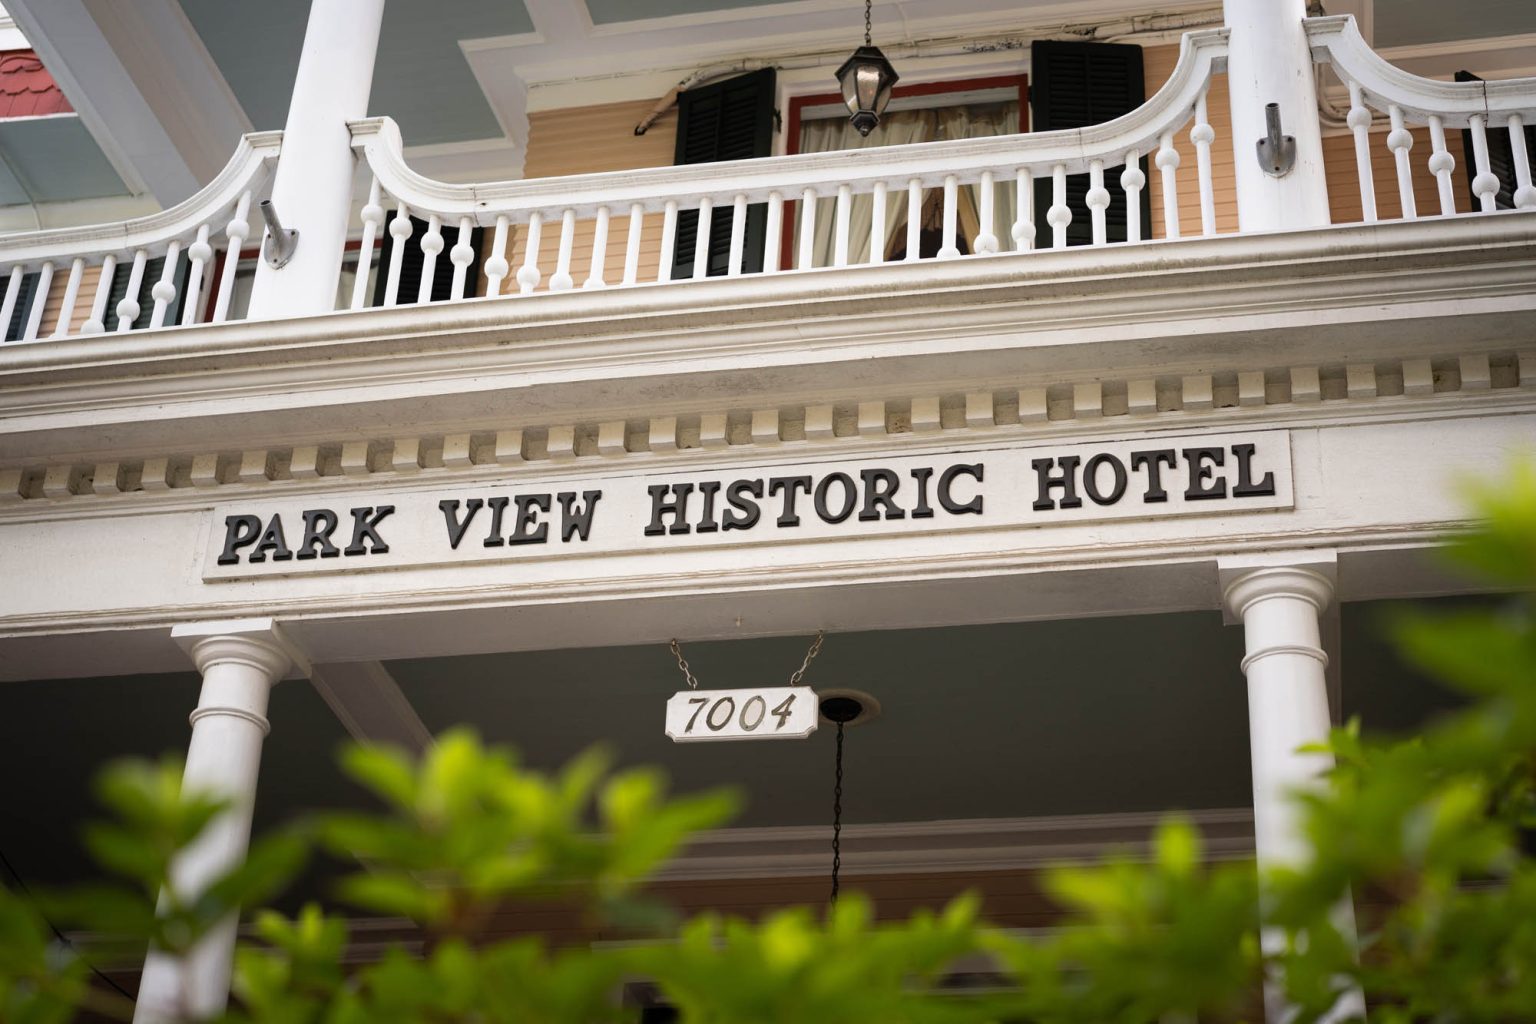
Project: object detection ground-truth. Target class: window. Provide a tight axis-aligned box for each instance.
[671,68,777,279]
[786,76,1028,265]
[1029,40,1149,246]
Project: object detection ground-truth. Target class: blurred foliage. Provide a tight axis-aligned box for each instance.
[0,463,1533,1021]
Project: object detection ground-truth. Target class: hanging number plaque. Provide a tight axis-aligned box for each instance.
[665,687,819,743]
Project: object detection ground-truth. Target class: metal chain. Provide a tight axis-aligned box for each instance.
[788,630,825,687]
[830,720,845,903]
[669,630,824,690]
[863,0,872,45]
[668,638,700,690]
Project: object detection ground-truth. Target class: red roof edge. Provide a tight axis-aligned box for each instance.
[0,49,73,120]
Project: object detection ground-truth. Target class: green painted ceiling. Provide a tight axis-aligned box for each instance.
[177,0,535,146]
[586,0,798,25]
[1374,0,1536,48]
[0,117,129,205]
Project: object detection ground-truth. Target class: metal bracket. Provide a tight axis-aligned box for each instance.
[1256,102,1296,177]
[259,199,299,269]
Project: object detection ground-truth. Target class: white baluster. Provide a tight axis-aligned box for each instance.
[518,210,544,292]
[1508,114,1536,210]
[1427,115,1457,217]
[1345,82,1377,223]
[149,240,181,329]
[1086,160,1110,246]
[1012,168,1034,251]
[416,214,444,302]
[1048,164,1071,249]
[764,192,784,273]
[1121,151,1145,244]
[975,170,998,254]
[1156,131,1181,239]
[1468,114,1499,213]
[726,194,747,277]
[833,184,852,267]
[622,204,643,285]
[939,175,960,258]
[83,254,116,334]
[1386,104,1416,220]
[798,188,817,270]
[115,249,148,332]
[182,226,211,326]
[691,197,713,280]
[869,181,887,264]
[485,215,511,295]
[550,207,577,290]
[657,201,677,282]
[53,256,85,337]
[1192,90,1217,236]
[586,205,611,288]
[0,266,21,340]
[22,260,52,341]
[448,216,475,299]
[905,178,921,261]
[382,201,411,307]
[212,191,251,324]
[351,179,384,310]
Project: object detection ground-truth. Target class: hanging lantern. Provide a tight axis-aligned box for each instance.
[835,0,899,136]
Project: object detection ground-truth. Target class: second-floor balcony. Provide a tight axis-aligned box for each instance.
[0,8,1529,359]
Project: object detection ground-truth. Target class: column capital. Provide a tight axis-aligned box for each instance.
[1217,550,1337,624]
[170,617,310,681]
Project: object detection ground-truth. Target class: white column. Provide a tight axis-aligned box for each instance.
[1222,0,1331,231]
[245,0,386,319]
[1220,554,1364,1023]
[133,619,303,1023]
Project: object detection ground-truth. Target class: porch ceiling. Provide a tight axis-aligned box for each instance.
[0,599,1469,897]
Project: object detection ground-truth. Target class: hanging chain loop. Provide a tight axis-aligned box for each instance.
[788,630,825,687]
[863,0,872,46]
[668,638,700,690]
[669,631,824,691]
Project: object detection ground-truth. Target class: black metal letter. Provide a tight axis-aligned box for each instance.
[1082,453,1129,506]
[1130,449,1178,502]
[344,505,395,556]
[557,490,602,541]
[858,468,905,521]
[439,498,483,551]
[296,509,341,559]
[814,473,857,524]
[645,483,693,536]
[1031,457,1080,511]
[217,514,262,565]
[1182,447,1227,500]
[767,476,813,527]
[1231,443,1276,497]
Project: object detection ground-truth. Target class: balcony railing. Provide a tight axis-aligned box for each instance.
[0,16,1530,347]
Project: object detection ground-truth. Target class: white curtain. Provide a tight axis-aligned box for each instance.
[795,103,1020,267]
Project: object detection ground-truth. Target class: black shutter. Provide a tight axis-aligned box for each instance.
[102,257,188,332]
[671,68,776,280]
[2,271,39,341]
[1030,40,1151,246]
[371,216,485,306]
[1454,71,1535,211]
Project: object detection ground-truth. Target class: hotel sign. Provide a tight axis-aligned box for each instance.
[202,429,1293,581]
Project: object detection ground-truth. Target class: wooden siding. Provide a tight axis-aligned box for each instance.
[497,98,679,295]
[1142,43,1239,238]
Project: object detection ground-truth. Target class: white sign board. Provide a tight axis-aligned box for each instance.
[665,687,819,742]
[203,430,1294,581]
